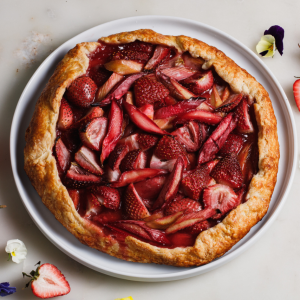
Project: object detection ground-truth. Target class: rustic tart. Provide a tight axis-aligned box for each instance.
[24,29,279,267]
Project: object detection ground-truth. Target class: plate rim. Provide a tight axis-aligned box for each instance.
[10,15,298,281]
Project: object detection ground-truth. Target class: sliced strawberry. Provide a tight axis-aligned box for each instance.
[98,73,144,106]
[134,76,169,107]
[91,186,120,210]
[153,117,175,131]
[54,138,71,173]
[182,70,214,95]
[167,232,195,247]
[146,211,183,229]
[103,165,121,182]
[203,184,239,216]
[161,66,196,81]
[24,263,70,298]
[112,221,151,240]
[104,60,144,75]
[215,93,243,112]
[154,98,204,120]
[124,184,150,219]
[293,79,300,111]
[93,209,122,224]
[79,117,108,151]
[100,100,123,163]
[187,220,210,235]
[174,109,222,125]
[73,107,104,128]
[121,114,129,138]
[172,121,201,152]
[65,76,97,107]
[198,112,237,165]
[164,197,201,215]
[108,144,130,170]
[138,104,154,119]
[150,154,177,172]
[219,133,244,156]
[180,163,212,200]
[65,163,102,188]
[182,52,204,71]
[137,133,159,150]
[133,175,167,200]
[238,142,253,182]
[152,157,184,209]
[117,133,140,151]
[110,168,168,188]
[74,146,103,175]
[210,84,223,107]
[123,102,169,135]
[158,51,184,70]
[84,191,103,218]
[57,98,74,130]
[210,153,243,189]
[165,208,215,234]
[144,45,170,70]
[68,189,80,210]
[119,149,147,172]
[235,98,254,133]
[96,73,124,102]
[154,135,187,163]
[88,65,111,87]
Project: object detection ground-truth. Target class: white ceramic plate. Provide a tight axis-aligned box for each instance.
[10,16,297,282]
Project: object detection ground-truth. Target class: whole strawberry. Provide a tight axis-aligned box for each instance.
[134,76,169,107]
[66,76,97,107]
[23,262,70,299]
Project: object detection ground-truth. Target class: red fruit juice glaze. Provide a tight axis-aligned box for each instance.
[54,41,259,249]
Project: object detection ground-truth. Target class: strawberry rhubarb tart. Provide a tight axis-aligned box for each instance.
[24,29,279,267]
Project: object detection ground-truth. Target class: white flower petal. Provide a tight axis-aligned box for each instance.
[5,239,27,264]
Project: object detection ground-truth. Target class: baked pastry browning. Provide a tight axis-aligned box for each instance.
[24,29,279,267]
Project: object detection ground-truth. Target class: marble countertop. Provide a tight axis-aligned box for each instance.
[1,0,300,299]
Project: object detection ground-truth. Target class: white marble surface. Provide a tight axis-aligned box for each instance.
[1,0,300,299]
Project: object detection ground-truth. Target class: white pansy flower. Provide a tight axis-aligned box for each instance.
[5,239,27,263]
[256,35,276,57]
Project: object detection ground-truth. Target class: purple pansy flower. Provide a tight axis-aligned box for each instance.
[0,282,16,297]
[264,25,284,55]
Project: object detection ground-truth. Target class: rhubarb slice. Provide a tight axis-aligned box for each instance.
[215,93,243,112]
[75,146,103,175]
[146,211,183,229]
[96,73,124,102]
[174,109,222,125]
[144,46,170,70]
[104,60,144,75]
[161,66,196,81]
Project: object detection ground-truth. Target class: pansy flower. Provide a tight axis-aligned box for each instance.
[5,239,27,264]
[256,25,284,57]
[0,282,16,297]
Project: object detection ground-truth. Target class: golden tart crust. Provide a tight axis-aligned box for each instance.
[24,29,279,267]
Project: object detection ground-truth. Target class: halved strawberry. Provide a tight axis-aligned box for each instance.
[123,102,169,135]
[73,106,104,128]
[198,112,237,165]
[138,104,154,119]
[65,76,97,107]
[23,263,70,298]
[93,209,122,224]
[218,133,244,156]
[119,149,147,172]
[100,100,123,163]
[161,66,196,81]
[137,133,159,150]
[210,153,243,189]
[187,221,210,235]
[84,191,103,218]
[134,76,169,107]
[164,197,201,215]
[174,109,222,125]
[215,93,243,112]
[57,98,74,130]
[90,186,120,210]
[74,146,103,175]
[154,98,204,120]
[150,154,177,172]
[203,184,239,216]
[68,189,80,210]
[235,98,254,133]
[152,157,185,209]
[108,144,130,171]
[104,60,144,75]
[117,133,140,151]
[54,138,71,173]
[96,73,124,102]
[293,79,300,111]
[133,175,167,200]
[79,117,108,151]
[65,163,102,188]
[124,184,150,219]
[98,73,144,106]
[182,52,204,71]
[144,45,170,70]
[182,70,214,95]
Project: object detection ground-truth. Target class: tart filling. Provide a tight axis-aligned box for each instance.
[55,40,259,249]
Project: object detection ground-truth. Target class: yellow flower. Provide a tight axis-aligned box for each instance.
[115,297,134,300]
[256,35,276,57]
